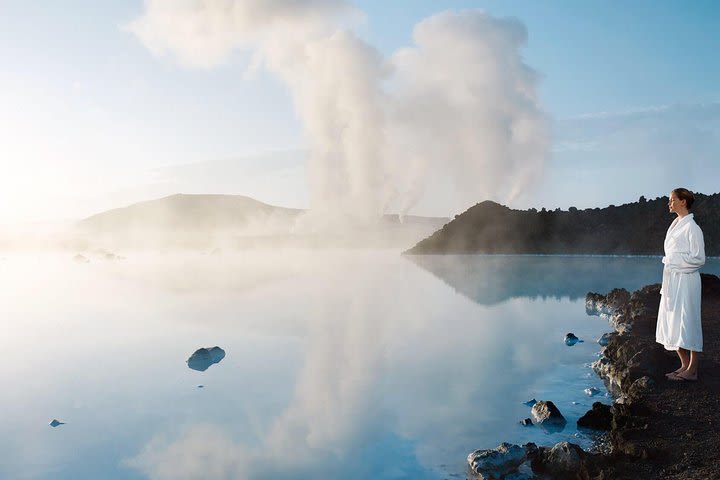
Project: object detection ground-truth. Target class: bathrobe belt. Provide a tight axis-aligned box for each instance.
[662,266,674,311]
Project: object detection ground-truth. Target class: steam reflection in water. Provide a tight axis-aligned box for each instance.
[2,253,719,479]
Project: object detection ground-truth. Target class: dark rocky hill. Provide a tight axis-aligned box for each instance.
[405,193,720,256]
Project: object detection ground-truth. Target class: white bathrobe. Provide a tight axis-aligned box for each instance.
[656,213,705,352]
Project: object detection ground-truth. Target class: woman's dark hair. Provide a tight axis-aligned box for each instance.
[672,188,695,210]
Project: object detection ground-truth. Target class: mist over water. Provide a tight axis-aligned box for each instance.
[4,252,718,479]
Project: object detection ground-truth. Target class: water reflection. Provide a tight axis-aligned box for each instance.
[121,254,609,480]
[407,255,672,305]
[4,253,711,479]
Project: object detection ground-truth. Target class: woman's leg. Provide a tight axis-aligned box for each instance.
[666,348,690,377]
[670,349,700,380]
[683,350,700,378]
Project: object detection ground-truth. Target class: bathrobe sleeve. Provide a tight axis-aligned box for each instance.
[664,224,705,273]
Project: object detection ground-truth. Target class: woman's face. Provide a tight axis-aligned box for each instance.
[668,192,686,214]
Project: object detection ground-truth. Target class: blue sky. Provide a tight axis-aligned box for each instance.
[1,0,719,223]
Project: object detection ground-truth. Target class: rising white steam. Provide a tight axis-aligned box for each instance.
[387,11,548,215]
[127,1,548,228]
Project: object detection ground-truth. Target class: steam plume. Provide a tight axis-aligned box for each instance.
[127,1,548,227]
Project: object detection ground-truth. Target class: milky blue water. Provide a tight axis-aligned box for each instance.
[2,252,720,480]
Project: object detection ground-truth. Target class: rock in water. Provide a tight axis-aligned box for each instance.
[523,398,537,407]
[531,442,587,477]
[467,442,529,478]
[519,418,533,427]
[597,332,611,346]
[584,387,600,396]
[187,346,226,372]
[577,402,612,430]
[49,419,65,427]
[564,333,580,346]
[531,401,567,432]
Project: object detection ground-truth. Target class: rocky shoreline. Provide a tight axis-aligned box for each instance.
[467,273,720,479]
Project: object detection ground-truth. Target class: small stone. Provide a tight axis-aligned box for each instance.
[187,346,226,372]
[467,442,528,478]
[523,398,537,407]
[49,419,65,427]
[597,333,611,346]
[519,418,533,427]
[531,442,586,476]
[564,333,580,346]
[531,401,567,432]
[584,387,600,396]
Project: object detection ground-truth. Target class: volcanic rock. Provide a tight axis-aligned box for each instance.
[577,402,612,430]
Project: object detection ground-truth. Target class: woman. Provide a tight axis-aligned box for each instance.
[656,188,705,381]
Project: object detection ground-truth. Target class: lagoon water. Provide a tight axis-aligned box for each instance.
[3,252,720,480]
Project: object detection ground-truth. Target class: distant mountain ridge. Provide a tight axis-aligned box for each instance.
[78,194,301,232]
[405,193,720,256]
[77,193,448,238]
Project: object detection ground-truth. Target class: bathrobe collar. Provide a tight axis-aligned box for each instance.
[670,213,694,232]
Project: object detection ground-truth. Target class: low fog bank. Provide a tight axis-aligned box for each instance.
[0,224,445,253]
[0,194,448,253]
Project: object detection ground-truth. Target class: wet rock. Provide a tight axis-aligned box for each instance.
[519,418,533,427]
[523,398,537,407]
[585,292,606,316]
[467,442,528,479]
[187,346,226,372]
[531,442,588,478]
[598,332,611,346]
[626,376,655,403]
[577,402,612,430]
[586,289,638,333]
[616,323,633,334]
[586,289,630,316]
[531,401,567,431]
[592,333,667,395]
[584,387,600,396]
[605,288,631,310]
[49,419,65,427]
[564,333,582,346]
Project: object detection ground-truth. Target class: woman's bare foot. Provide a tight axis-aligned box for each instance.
[669,370,698,381]
[665,367,686,378]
